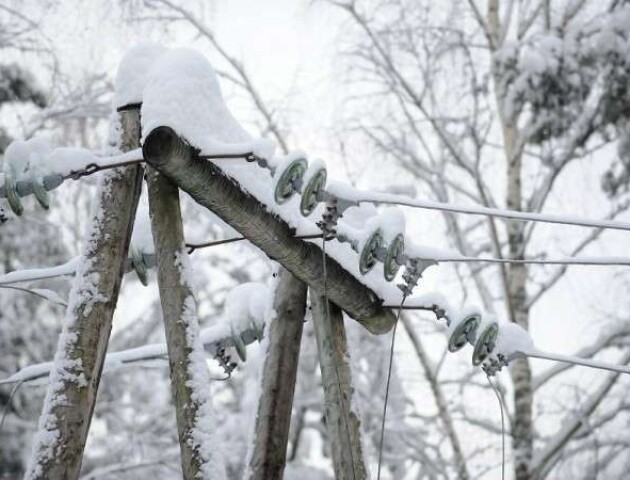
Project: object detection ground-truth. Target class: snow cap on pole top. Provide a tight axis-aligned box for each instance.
[113,41,166,111]
[141,47,251,148]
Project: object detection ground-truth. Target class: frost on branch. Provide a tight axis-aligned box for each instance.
[493,4,630,144]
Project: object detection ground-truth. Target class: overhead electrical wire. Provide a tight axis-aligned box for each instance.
[525,349,630,375]
[352,191,630,232]
[2,235,629,289]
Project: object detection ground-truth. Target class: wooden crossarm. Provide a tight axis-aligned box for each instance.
[142,126,396,335]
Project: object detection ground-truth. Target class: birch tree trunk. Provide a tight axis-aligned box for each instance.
[25,109,143,480]
[146,167,226,480]
[487,1,534,477]
[311,290,367,480]
[505,128,533,480]
[246,267,307,479]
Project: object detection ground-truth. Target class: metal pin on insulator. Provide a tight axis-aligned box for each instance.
[317,196,340,240]
[482,353,508,376]
[397,256,438,297]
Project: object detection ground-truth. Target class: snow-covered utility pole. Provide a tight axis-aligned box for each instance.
[246,268,307,479]
[311,290,368,480]
[141,126,396,335]
[25,107,143,480]
[146,165,226,480]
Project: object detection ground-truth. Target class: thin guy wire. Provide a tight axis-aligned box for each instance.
[62,158,145,180]
[321,236,357,480]
[487,375,506,480]
[377,296,405,480]
[53,149,258,182]
[186,233,322,253]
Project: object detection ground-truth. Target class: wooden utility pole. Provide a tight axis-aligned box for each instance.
[246,268,307,479]
[25,107,143,480]
[142,126,395,335]
[147,166,225,479]
[311,290,368,480]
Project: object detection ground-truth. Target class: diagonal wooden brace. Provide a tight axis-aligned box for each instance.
[142,126,395,335]
[311,290,368,480]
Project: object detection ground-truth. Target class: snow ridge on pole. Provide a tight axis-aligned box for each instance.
[25,109,143,480]
[146,165,226,480]
[142,126,396,335]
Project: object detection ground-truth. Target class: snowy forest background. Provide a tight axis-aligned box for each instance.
[2,0,630,479]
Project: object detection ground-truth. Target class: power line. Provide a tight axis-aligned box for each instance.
[525,349,630,375]
[3,236,626,290]
[188,235,630,266]
[423,255,630,266]
[344,191,630,232]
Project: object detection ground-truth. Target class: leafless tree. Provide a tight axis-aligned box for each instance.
[327,0,630,478]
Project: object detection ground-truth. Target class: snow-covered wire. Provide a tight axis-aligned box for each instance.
[424,255,630,266]
[188,235,630,266]
[525,349,630,375]
[0,285,67,306]
[0,322,264,386]
[326,184,630,232]
[0,257,82,286]
[2,246,627,291]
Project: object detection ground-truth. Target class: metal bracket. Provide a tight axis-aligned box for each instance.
[398,256,437,297]
[482,353,508,376]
